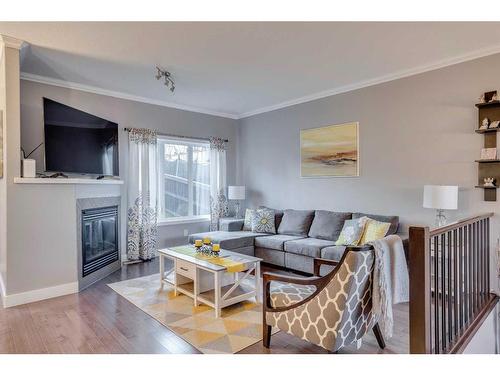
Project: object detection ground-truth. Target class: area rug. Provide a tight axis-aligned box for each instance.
[108,273,276,354]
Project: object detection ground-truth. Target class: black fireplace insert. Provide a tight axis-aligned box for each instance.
[81,205,119,277]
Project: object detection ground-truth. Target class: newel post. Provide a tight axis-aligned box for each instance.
[409,226,432,353]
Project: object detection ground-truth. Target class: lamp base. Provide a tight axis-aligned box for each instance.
[234,202,241,219]
[435,209,447,227]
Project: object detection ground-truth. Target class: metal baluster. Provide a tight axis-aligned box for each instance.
[453,229,458,339]
[446,231,454,342]
[468,223,473,322]
[434,235,440,354]
[441,233,447,351]
[458,227,464,334]
[486,218,490,295]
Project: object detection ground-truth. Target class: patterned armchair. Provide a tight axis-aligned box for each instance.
[262,246,385,353]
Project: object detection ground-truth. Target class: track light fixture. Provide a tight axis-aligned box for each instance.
[155,66,175,93]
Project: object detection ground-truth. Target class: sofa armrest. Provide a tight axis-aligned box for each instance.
[219,218,244,232]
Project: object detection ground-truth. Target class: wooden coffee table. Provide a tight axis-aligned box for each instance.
[158,246,262,318]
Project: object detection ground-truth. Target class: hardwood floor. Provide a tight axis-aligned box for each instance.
[0,258,409,354]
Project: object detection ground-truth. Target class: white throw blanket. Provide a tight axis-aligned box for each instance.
[369,235,409,338]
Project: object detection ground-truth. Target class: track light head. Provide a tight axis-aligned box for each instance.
[155,66,175,93]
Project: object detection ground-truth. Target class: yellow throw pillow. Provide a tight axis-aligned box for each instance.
[359,218,391,245]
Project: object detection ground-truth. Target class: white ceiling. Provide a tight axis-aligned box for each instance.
[2,22,500,119]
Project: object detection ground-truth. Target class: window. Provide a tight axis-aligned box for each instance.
[158,137,211,223]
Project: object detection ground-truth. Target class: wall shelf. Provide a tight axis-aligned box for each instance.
[475,100,500,108]
[474,128,500,134]
[475,159,500,163]
[14,177,124,185]
[475,99,500,201]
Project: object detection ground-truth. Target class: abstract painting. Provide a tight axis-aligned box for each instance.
[300,121,359,177]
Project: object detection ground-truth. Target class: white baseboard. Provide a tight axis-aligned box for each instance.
[0,272,6,307]
[2,281,78,308]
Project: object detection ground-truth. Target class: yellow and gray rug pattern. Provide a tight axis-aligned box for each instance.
[108,273,274,354]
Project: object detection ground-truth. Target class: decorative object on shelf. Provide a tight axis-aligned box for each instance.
[423,185,458,227]
[203,237,211,245]
[480,147,497,160]
[194,239,203,249]
[491,93,499,102]
[480,117,490,130]
[479,93,486,104]
[483,90,498,103]
[300,121,359,177]
[21,159,36,178]
[490,120,500,129]
[20,141,44,178]
[483,177,496,187]
[228,185,246,218]
[155,66,175,92]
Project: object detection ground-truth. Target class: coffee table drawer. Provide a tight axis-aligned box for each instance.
[176,259,195,278]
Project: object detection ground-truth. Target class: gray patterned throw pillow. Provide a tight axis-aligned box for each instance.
[335,217,368,246]
[243,209,255,231]
[252,209,276,234]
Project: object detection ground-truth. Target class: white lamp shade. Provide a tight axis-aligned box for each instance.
[423,185,458,210]
[228,186,246,200]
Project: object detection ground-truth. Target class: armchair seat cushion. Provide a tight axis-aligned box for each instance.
[320,245,348,262]
[255,234,305,251]
[270,282,316,308]
[188,231,269,250]
[284,238,336,258]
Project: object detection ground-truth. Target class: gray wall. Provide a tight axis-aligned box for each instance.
[20,80,238,263]
[238,52,500,236]
[0,46,7,290]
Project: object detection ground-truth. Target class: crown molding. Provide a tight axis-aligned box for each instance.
[239,43,500,119]
[20,42,500,121]
[20,73,239,120]
[0,34,26,50]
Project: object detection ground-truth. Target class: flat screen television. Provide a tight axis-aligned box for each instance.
[43,98,119,176]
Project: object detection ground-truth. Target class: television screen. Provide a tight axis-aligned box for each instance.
[43,98,119,176]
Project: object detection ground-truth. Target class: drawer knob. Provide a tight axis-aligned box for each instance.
[180,267,188,272]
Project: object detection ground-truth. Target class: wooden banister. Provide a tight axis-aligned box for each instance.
[409,213,498,354]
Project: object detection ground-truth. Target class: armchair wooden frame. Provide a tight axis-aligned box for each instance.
[262,246,386,352]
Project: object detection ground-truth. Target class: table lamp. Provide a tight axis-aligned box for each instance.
[423,185,458,227]
[228,186,246,218]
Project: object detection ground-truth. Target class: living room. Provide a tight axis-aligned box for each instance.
[1,2,500,373]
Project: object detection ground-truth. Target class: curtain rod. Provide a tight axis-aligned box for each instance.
[123,127,228,143]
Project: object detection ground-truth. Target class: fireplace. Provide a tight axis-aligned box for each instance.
[81,205,119,277]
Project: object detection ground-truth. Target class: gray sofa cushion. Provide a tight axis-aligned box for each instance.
[352,212,399,235]
[277,209,315,236]
[320,245,348,262]
[255,234,305,251]
[308,210,352,241]
[188,231,269,250]
[285,238,336,258]
[219,218,244,232]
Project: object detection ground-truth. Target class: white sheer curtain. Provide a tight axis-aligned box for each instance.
[127,128,158,261]
[209,137,228,230]
[192,143,211,217]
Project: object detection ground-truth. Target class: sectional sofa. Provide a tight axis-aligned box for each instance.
[188,208,406,274]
